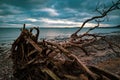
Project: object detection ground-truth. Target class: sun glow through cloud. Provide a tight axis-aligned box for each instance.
[39,18,110,28]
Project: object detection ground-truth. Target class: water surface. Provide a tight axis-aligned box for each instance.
[0,27,120,43]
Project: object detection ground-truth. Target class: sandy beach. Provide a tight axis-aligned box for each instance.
[0,32,120,80]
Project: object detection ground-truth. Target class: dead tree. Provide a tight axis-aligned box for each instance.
[11,0,120,80]
[71,0,120,38]
[67,0,120,56]
[11,24,120,80]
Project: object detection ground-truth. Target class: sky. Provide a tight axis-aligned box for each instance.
[0,0,120,28]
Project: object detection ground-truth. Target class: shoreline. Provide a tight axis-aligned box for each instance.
[0,31,120,79]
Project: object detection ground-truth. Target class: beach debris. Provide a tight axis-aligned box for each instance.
[69,0,120,56]
[11,24,120,80]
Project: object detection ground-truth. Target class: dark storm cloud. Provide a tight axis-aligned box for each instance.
[0,0,48,9]
[0,0,120,27]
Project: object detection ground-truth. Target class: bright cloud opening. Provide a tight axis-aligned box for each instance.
[40,18,110,28]
[41,8,59,16]
[26,18,37,22]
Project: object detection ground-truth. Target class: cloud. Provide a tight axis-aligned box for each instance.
[40,8,59,16]
[39,18,110,27]
[0,0,120,28]
[0,4,23,16]
[0,0,49,10]
[64,8,78,13]
[0,10,3,13]
[40,18,81,25]
[26,18,38,22]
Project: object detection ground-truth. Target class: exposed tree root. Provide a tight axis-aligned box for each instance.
[11,25,120,80]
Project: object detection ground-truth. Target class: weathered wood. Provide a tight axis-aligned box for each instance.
[64,74,79,80]
[46,41,99,79]
[89,66,120,80]
[41,68,61,80]
[25,37,42,53]
[11,25,120,80]
[27,49,37,57]
[71,0,120,37]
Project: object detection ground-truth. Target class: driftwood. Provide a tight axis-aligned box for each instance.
[69,0,120,56]
[71,0,120,37]
[10,1,120,80]
[11,24,120,80]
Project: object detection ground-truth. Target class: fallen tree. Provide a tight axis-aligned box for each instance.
[69,0,120,56]
[11,0,120,80]
[11,24,120,80]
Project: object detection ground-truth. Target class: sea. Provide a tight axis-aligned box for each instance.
[0,27,120,44]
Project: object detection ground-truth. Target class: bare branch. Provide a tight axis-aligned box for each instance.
[71,0,120,37]
[85,19,103,34]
